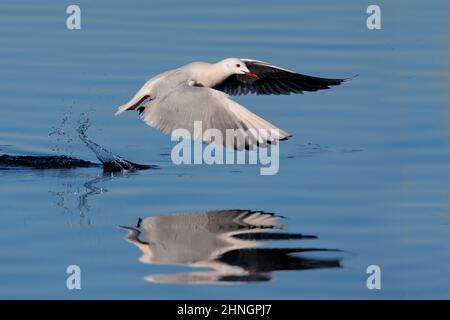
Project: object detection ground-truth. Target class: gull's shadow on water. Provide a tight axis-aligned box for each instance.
[121,210,342,284]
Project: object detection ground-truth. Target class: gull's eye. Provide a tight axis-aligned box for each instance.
[236,64,241,68]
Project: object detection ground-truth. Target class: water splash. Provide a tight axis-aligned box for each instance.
[48,111,75,156]
[49,171,126,225]
[76,114,156,172]
[0,113,156,172]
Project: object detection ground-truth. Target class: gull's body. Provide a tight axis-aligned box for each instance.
[115,58,346,149]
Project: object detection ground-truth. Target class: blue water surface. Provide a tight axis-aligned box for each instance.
[0,0,449,299]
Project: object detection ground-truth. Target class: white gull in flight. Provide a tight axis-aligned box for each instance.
[115,58,346,149]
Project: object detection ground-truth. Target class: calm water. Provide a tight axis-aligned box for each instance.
[1,0,450,299]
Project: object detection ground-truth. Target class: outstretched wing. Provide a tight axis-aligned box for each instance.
[139,84,290,150]
[213,59,346,96]
[139,210,282,234]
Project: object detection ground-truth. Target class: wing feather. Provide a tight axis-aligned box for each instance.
[139,84,290,150]
[213,59,347,96]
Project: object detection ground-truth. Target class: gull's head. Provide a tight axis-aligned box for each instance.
[219,58,258,78]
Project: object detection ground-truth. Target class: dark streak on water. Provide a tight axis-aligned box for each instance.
[0,130,156,172]
[0,154,98,169]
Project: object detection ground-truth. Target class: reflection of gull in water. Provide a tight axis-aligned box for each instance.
[121,210,342,284]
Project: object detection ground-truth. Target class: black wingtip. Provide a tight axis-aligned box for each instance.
[280,135,292,141]
[343,74,359,82]
[319,74,356,88]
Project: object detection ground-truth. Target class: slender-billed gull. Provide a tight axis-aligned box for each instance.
[115,58,346,149]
